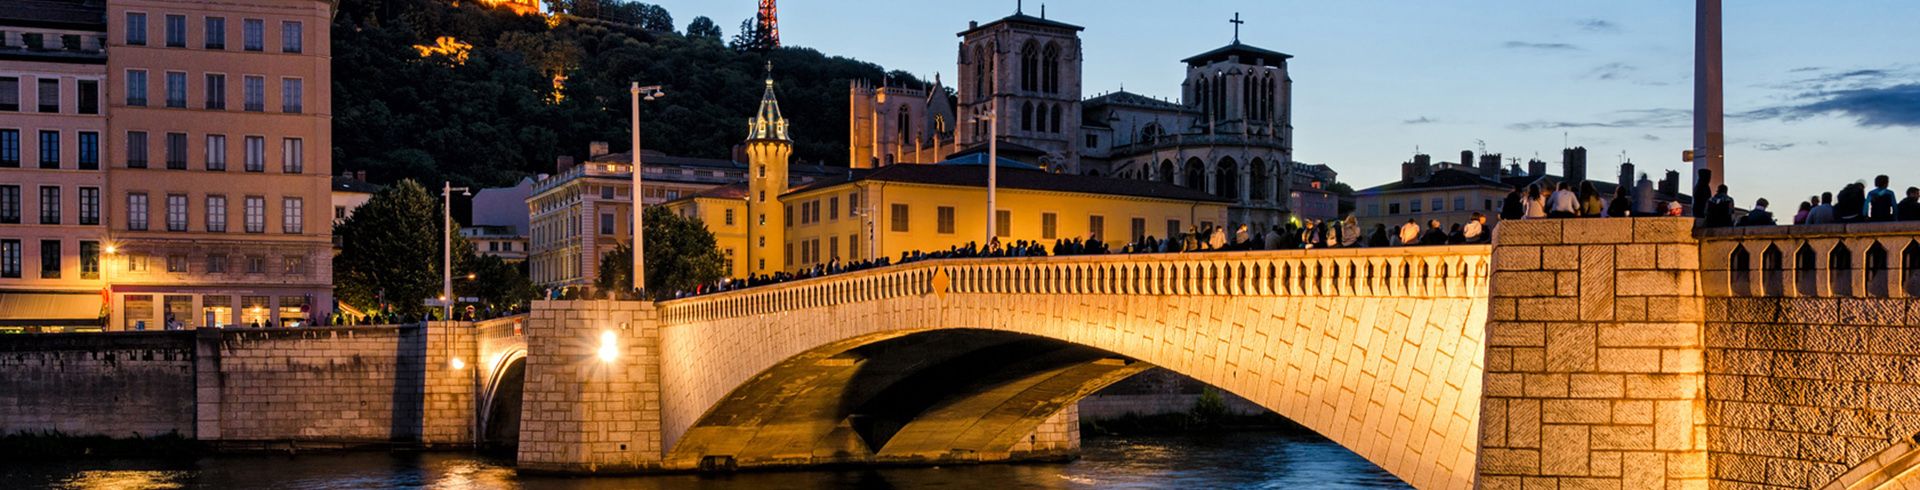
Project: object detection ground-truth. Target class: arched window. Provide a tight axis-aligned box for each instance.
[1215,157,1238,199]
[1729,245,1753,296]
[1830,243,1854,297]
[1906,241,1920,297]
[1159,159,1175,184]
[1035,103,1049,133]
[1213,74,1227,119]
[1241,72,1253,121]
[1195,78,1210,122]
[1050,103,1062,133]
[1142,122,1163,142]
[1184,157,1205,190]
[1761,244,1784,296]
[1267,74,1279,121]
[1250,158,1268,200]
[1866,242,1889,297]
[973,45,988,102]
[1021,102,1034,131]
[897,106,912,145]
[1020,42,1038,92]
[1795,244,1818,296]
[1043,43,1061,94]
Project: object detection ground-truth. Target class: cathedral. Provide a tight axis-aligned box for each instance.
[847,6,1341,228]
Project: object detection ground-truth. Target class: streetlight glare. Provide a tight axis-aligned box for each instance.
[449,358,465,370]
[596,330,619,362]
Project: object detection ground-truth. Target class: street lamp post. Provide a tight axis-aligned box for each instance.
[442,181,471,322]
[974,71,999,245]
[630,83,665,297]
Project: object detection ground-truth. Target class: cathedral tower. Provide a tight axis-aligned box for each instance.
[746,64,791,275]
[955,6,1084,173]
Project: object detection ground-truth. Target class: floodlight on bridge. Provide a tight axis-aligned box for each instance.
[597,331,619,363]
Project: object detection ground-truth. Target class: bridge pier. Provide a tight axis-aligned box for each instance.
[515,300,666,473]
[1480,218,1710,489]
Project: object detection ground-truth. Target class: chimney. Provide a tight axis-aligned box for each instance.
[1562,146,1588,183]
[1636,174,1657,214]
[1478,153,1501,180]
[1658,170,1680,196]
[1528,158,1547,178]
[1461,150,1474,169]
[556,155,576,173]
[1413,154,1432,181]
[589,141,611,158]
[1618,162,1636,190]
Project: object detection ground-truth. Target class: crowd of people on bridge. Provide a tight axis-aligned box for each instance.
[1689,170,1920,228]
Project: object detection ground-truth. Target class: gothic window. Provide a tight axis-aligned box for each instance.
[1195,78,1210,121]
[973,46,988,102]
[1215,157,1238,199]
[897,106,912,144]
[1043,43,1061,94]
[1142,122,1163,142]
[1831,243,1854,297]
[1213,74,1227,120]
[1241,72,1253,120]
[1159,160,1175,185]
[1020,42,1038,92]
[1266,74,1279,121]
[1184,157,1205,190]
[1021,102,1034,131]
[1866,242,1889,297]
[1250,158,1268,200]
[1050,103,1062,133]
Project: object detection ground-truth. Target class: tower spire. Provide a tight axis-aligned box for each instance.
[749,62,789,141]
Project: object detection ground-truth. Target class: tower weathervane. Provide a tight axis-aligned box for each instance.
[1230,12,1245,43]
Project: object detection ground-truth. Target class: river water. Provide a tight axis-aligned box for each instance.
[1,432,1409,489]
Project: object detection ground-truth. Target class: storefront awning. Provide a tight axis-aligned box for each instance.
[0,292,105,327]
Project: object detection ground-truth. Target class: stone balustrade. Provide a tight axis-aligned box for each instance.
[658,246,1491,325]
[1697,222,1920,299]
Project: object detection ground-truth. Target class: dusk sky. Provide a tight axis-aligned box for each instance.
[650,0,1920,204]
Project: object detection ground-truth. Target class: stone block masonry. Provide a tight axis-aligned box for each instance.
[1480,217,1711,490]
[515,300,665,473]
[0,332,198,438]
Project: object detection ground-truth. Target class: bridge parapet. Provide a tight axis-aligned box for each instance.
[1697,221,1920,299]
[660,246,1491,326]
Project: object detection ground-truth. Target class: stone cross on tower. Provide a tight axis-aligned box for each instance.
[1230,12,1245,43]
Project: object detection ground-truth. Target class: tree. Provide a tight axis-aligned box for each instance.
[728,18,761,51]
[335,180,472,316]
[458,254,539,313]
[686,16,721,41]
[595,206,726,298]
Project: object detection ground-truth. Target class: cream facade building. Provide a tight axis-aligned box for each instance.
[104,0,335,329]
[0,1,111,331]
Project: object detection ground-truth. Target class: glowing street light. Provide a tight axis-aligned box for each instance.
[596,330,619,362]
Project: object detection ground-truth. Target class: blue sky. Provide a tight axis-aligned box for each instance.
[648,0,1920,204]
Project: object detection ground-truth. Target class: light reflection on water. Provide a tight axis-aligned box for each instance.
[3,432,1410,489]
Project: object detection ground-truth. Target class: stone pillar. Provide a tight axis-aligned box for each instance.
[1479,217,1709,489]
[517,300,664,473]
[421,321,479,446]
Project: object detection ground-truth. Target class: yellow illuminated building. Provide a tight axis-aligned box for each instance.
[666,70,1231,279]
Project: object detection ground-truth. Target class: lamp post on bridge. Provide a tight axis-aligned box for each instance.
[630,82,666,297]
[442,181,471,322]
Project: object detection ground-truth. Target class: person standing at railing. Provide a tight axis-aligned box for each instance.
[1341,216,1363,248]
[1737,198,1776,227]
[1579,181,1606,217]
[1607,187,1634,217]
[1397,219,1420,246]
[1837,182,1867,223]
[1463,213,1488,243]
[1792,201,1812,225]
[1548,182,1580,218]
[1368,224,1391,247]
[1899,187,1920,221]
[1523,184,1549,219]
[1868,175,1898,222]
[1807,193,1837,225]
[1703,185,1736,227]
[1501,189,1525,220]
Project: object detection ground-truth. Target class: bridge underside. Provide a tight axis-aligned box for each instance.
[666,329,1150,470]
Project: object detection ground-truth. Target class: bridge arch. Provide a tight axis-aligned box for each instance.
[655,247,1491,489]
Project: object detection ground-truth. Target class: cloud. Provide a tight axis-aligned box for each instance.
[1403,116,1438,125]
[1640,134,1662,142]
[1754,142,1797,152]
[1586,62,1636,81]
[1577,19,1620,33]
[1740,83,1920,128]
[1507,108,1691,131]
[1503,41,1580,51]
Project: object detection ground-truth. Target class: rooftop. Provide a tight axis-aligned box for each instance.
[959,11,1084,37]
[1182,41,1293,68]
[788,163,1233,203]
[332,176,386,194]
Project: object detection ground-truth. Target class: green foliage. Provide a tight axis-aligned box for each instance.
[334,180,472,316]
[686,16,721,41]
[1190,387,1232,427]
[332,0,921,189]
[458,254,539,311]
[595,206,726,298]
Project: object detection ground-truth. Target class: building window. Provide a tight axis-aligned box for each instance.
[165,71,186,108]
[77,80,98,115]
[1086,134,1098,148]
[244,136,264,172]
[125,254,148,273]
[164,14,185,47]
[80,241,100,279]
[205,134,226,170]
[281,137,302,173]
[1454,197,1467,211]
[828,197,840,221]
[40,240,60,278]
[127,193,149,230]
[0,130,15,167]
[996,210,1011,237]
[204,73,225,110]
[205,16,226,49]
[1089,215,1105,241]
[37,78,59,113]
[280,78,302,113]
[244,196,264,233]
[280,21,302,53]
[38,186,59,225]
[1042,212,1058,239]
[1389,203,1401,215]
[242,75,263,112]
[79,187,98,225]
[125,69,147,106]
[207,254,227,273]
[333,205,344,220]
[166,194,187,231]
[1410,200,1422,213]
[281,197,302,234]
[937,206,955,234]
[165,132,187,169]
[1130,217,1147,241]
[125,130,148,168]
[243,19,263,51]
[848,234,859,260]
[37,130,58,168]
[195,195,224,232]
[724,208,735,226]
[1367,204,1381,217]
[599,186,613,199]
[0,240,17,278]
[77,131,97,170]
[599,212,614,235]
[0,186,14,224]
[890,203,909,232]
[784,243,792,266]
[281,256,304,275]
[245,255,264,274]
[784,204,792,227]
[126,12,147,46]
[164,254,187,273]
[0,77,16,112]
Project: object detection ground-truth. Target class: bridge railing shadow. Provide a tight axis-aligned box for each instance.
[658,246,1492,325]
